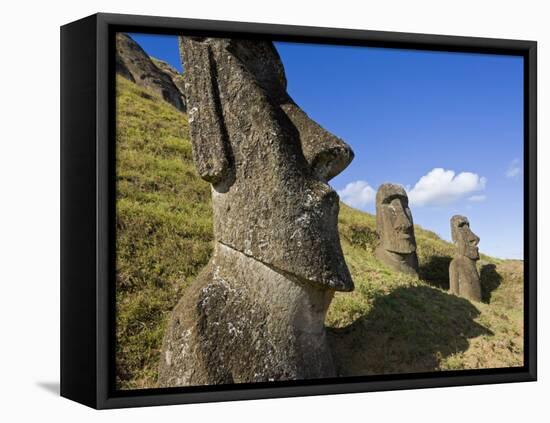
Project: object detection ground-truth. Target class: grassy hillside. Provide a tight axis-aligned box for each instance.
[115,75,524,389]
[330,206,523,375]
[115,76,213,388]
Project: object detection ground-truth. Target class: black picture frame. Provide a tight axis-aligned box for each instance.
[61,12,537,409]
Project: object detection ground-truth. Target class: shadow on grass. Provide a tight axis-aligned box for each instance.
[419,255,452,290]
[327,285,492,376]
[480,263,502,304]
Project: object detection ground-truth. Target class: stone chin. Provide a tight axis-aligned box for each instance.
[383,237,417,255]
[216,233,354,293]
[464,246,480,261]
[212,183,354,293]
[281,189,354,292]
[375,245,419,277]
[456,240,479,260]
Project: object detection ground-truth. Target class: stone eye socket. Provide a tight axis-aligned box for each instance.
[386,197,407,210]
[386,199,399,214]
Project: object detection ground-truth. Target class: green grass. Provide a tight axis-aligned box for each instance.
[329,205,523,375]
[115,75,524,389]
[116,77,213,388]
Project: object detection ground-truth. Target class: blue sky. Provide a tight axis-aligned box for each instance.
[128,33,524,259]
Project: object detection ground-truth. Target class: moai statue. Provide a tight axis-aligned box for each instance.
[158,37,355,387]
[375,183,419,277]
[449,215,481,302]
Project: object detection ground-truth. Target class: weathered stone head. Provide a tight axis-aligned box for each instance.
[375,183,419,276]
[159,37,355,387]
[181,37,354,291]
[451,215,480,260]
[449,215,481,301]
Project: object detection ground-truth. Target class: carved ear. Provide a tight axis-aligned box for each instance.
[179,37,232,185]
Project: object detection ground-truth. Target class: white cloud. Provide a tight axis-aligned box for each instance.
[408,168,487,207]
[338,180,375,208]
[468,194,487,202]
[506,158,522,178]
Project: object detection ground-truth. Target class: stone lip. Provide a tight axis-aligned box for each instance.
[116,33,186,112]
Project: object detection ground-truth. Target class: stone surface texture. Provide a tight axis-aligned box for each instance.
[115,33,186,111]
[449,215,482,302]
[158,37,354,387]
[152,58,187,101]
[375,183,419,276]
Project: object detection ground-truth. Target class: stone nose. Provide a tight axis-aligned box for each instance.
[280,102,354,181]
[465,229,480,246]
[309,135,355,182]
[393,206,412,231]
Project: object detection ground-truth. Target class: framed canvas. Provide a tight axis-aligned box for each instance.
[60,13,537,409]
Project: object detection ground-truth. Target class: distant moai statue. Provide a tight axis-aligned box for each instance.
[375,183,419,277]
[158,37,355,387]
[449,215,482,302]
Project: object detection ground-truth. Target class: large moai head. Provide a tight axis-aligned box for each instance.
[376,183,417,254]
[451,215,480,260]
[449,215,481,301]
[180,37,354,292]
[375,183,419,276]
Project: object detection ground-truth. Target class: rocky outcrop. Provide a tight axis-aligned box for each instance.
[158,37,355,387]
[375,183,419,276]
[152,58,186,100]
[115,33,186,111]
[449,215,482,301]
